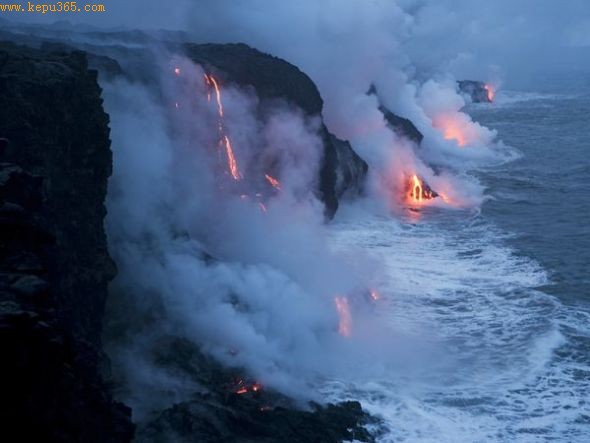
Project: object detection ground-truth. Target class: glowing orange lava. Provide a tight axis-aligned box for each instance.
[223,135,241,180]
[204,73,224,118]
[406,174,436,204]
[264,174,281,190]
[334,296,352,337]
[235,380,262,395]
[202,73,242,181]
[484,84,495,102]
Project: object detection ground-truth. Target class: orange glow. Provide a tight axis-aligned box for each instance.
[203,73,242,182]
[264,174,281,190]
[410,174,424,203]
[174,67,181,76]
[223,135,241,180]
[334,296,352,337]
[484,84,495,102]
[442,124,467,146]
[235,380,262,395]
[370,289,380,301]
[438,192,451,204]
[204,74,224,118]
[406,174,436,204]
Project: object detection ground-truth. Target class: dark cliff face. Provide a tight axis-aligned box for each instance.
[368,85,424,145]
[0,42,133,441]
[183,43,368,216]
[0,37,374,441]
[380,107,424,145]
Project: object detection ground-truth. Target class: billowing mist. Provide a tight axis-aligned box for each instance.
[6,0,589,428]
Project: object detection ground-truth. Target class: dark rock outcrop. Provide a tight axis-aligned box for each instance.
[367,85,423,144]
[457,80,492,103]
[380,106,424,145]
[184,43,368,216]
[0,42,134,442]
[135,337,377,443]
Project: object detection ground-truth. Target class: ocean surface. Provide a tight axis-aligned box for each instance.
[325,72,590,442]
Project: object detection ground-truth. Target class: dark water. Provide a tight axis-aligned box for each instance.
[328,72,590,441]
[471,77,590,305]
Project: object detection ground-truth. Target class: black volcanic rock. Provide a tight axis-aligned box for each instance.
[331,133,368,198]
[135,337,377,443]
[367,85,423,144]
[0,38,375,442]
[457,80,491,103]
[0,42,133,442]
[183,43,368,216]
[184,43,323,116]
[380,106,424,144]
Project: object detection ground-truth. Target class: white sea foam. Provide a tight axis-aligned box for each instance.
[322,208,589,442]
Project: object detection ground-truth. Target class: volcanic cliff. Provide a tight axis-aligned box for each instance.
[0,39,375,442]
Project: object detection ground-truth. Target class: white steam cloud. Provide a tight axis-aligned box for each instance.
[7,0,588,422]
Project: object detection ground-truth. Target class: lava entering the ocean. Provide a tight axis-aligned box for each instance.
[406,174,438,204]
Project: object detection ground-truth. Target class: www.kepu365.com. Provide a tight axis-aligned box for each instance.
[0,2,106,13]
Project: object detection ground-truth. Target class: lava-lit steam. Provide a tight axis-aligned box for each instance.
[265,174,281,190]
[484,84,495,102]
[406,174,438,204]
[435,116,468,147]
[334,296,352,337]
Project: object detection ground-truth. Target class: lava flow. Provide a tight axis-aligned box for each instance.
[406,174,438,204]
[203,73,241,180]
[234,379,262,395]
[264,174,281,190]
[334,296,352,337]
[223,135,241,180]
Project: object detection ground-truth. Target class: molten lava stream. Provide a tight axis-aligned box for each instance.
[204,74,224,118]
[406,174,436,205]
[202,72,242,182]
[334,296,352,337]
[264,174,281,190]
[223,136,241,180]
